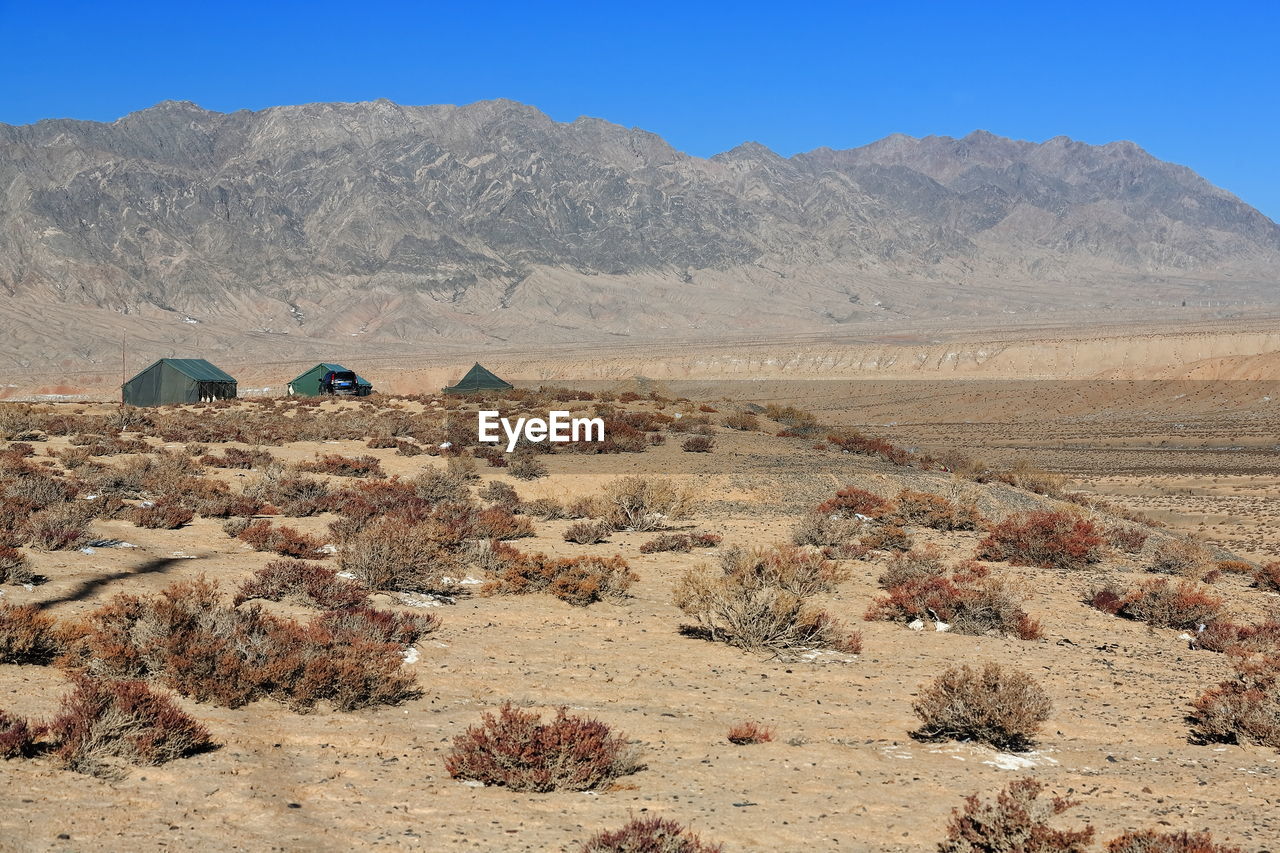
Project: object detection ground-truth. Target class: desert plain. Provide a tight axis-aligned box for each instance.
[0,319,1279,853]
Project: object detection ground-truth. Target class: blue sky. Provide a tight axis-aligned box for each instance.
[2,0,1277,219]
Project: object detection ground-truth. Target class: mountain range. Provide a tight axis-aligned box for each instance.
[1,98,1277,370]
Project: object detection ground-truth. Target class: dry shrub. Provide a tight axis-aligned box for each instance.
[234,560,369,609]
[508,452,548,481]
[445,704,641,792]
[237,520,327,559]
[876,547,947,589]
[938,777,1093,853]
[581,816,723,853]
[0,603,62,664]
[1254,562,1280,593]
[815,486,891,519]
[639,532,721,554]
[0,497,35,547]
[61,578,423,711]
[199,447,275,469]
[718,544,848,597]
[791,510,866,547]
[524,497,565,520]
[484,552,637,606]
[1089,578,1225,630]
[868,559,1042,640]
[861,523,913,552]
[913,663,1051,751]
[673,564,861,654]
[0,709,46,759]
[412,468,473,504]
[27,504,93,551]
[1106,830,1243,853]
[244,466,330,516]
[1106,525,1150,554]
[893,489,983,531]
[979,459,1066,498]
[564,520,612,545]
[0,545,33,584]
[977,510,1104,570]
[722,412,759,432]
[298,453,385,478]
[470,506,534,540]
[1150,537,1216,580]
[726,721,773,745]
[130,495,194,529]
[600,477,699,532]
[338,517,463,595]
[1195,620,1280,656]
[681,435,715,453]
[478,479,520,510]
[1189,654,1280,749]
[51,677,215,778]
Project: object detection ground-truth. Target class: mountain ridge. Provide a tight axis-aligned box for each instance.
[0,98,1276,366]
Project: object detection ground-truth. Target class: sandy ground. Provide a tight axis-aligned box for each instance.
[1,387,1279,852]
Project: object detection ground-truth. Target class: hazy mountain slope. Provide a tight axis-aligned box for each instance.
[0,98,1276,367]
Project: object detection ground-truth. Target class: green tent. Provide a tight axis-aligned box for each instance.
[122,358,237,406]
[443,362,513,394]
[287,363,373,397]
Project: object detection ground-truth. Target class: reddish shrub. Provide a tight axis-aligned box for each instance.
[237,520,327,559]
[484,552,637,606]
[1089,578,1225,630]
[868,561,1042,640]
[0,603,62,664]
[1189,654,1280,749]
[681,435,715,453]
[130,496,195,529]
[582,816,723,853]
[199,447,276,469]
[1104,525,1150,554]
[1255,562,1280,593]
[61,578,422,712]
[815,487,891,519]
[893,489,983,531]
[26,505,93,551]
[445,704,641,792]
[727,721,773,745]
[0,710,46,759]
[913,663,1051,751]
[50,677,215,777]
[861,523,913,552]
[234,560,369,609]
[939,777,1093,853]
[1106,830,1242,853]
[298,454,385,478]
[977,510,1105,570]
[338,516,464,595]
[1195,620,1280,655]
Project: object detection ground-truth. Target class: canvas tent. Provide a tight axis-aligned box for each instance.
[122,358,237,406]
[443,363,513,394]
[287,363,373,397]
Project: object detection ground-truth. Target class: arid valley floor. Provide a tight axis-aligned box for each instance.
[1,345,1279,852]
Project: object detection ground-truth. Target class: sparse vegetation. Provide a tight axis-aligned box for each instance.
[913,663,1051,751]
[938,777,1093,853]
[868,559,1043,640]
[445,704,641,791]
[1189,653,1280,750]
[582,817,724,853]
[727,720,773,744]
[977,509,1105,570]
[1089,578,1225,629]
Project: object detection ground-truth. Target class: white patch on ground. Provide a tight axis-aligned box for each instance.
[79,547,95,554]
[396,592,447,607]
[335,570,357,579]
[878,744,913,760]
[459,780,484,788]
[983,751,1059,771]
[318,543,338,554]
[170,552,199,559]
[798,648,859,663]
[402,647,420,664]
